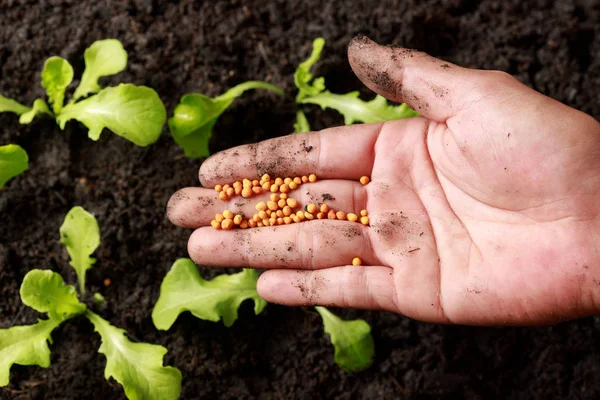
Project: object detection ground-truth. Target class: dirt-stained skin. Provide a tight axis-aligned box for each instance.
[348,34,455,114]
[200,137,319,185]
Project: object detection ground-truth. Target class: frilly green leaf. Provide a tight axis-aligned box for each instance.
[0,319,60,387]
[299,91,419,124]
[41,56,74,113]
[57,84,166,146]
[294,37,418,127]
[152,258,267,330]
[20,269,86,322]
[294,37,326,100]
[86,311,182,400]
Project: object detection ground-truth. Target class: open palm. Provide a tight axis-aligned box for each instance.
[168,36,600,325]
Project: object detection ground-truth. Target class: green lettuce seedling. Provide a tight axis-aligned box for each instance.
[0,144,28,188]
[152,258,267,330]
[293,37,418,132]
[169,81,283,158]
[152,260,375,372]
[315,306,375,372]
[0,39,166,147]
[0,206,181,399]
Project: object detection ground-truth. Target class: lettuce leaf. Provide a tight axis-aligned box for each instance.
[73,39,128,101]
[19,98,52,124]
[169,81,282,158]
[294,37,326,100]
[152,258,267,330]
[0,93,30,115]
[20,269,86,322]
[0,319,61,387]
[59,206,101,294]
[57,83,166,146]
[294,37,418,127]
[0,144,28,188]
[41,56,74,114]
[86,311,182,400]
[315,306,374,372]
[299,92,419,124]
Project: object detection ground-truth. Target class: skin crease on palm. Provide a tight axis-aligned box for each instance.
[167,35,600,326]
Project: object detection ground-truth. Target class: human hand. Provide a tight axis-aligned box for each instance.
[167,36,600,325]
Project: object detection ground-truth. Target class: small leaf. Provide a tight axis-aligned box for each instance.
[20,269,86,322]
[152,258,267,330]
[86,311,182,400]
[293,109,311,133]
[0,144,28,189]
[294,37,326,100]
[169,93,232,138]
[0,319,60,387]
[93,292,106,306]
[59,206,100,294]
[170,119,216,159]
[41,56,74,114]
[0,93,30,115]
[73,39,128,101]
[299,92,418,125]
[315,306,375,372]
[169,81,282,158]
[57,84,166,147]
[19,99,52,124]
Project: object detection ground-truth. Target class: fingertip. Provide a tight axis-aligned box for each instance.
[347,33,376,57]
[347,34,404,102]
[256,271,282,302]
[348,35,469,121]
[187,228,202,263]
[199,155,215,187]
[187,228,221,265]
[167,189,191,227]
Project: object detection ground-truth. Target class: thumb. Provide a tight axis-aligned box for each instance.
[347,35,484,122]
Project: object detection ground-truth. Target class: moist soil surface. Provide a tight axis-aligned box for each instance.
[1,0,600,399]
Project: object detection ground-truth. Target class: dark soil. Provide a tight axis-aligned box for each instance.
[1,0,600,399]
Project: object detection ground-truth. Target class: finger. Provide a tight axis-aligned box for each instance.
[347,35,484,122]
[257,266,398,312]
[199,123,381,187]
[167,179,367,228]
[187,220,376,269]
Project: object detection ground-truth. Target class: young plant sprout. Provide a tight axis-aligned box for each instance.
[293,37,418,132]
[0,39,166,147]
[0,206,182,399]
[0,144,28,189]
[151,259,375,372]
[169,81,283,158]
